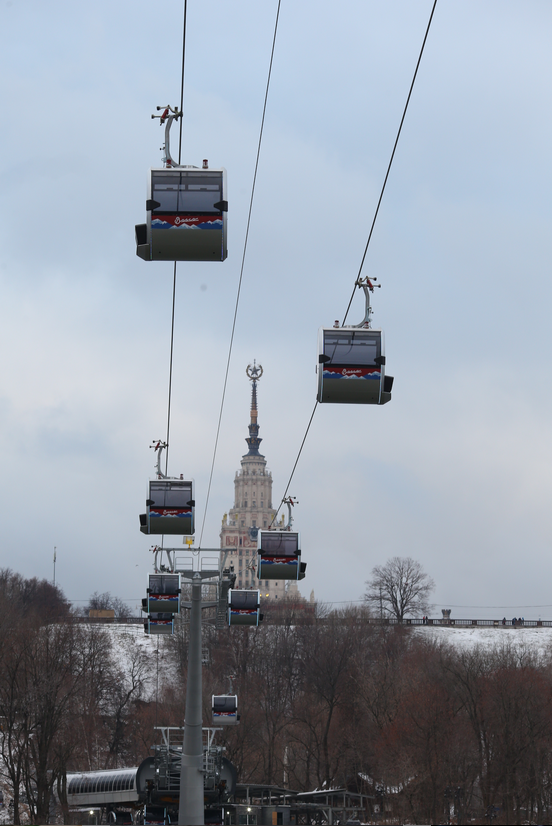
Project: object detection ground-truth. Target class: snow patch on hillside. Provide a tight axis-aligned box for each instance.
[106,623,179,699]
[412,625,552,659]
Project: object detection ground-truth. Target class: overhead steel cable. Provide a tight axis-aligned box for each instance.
[177,0,188,167]
[272,1,438,520]
[198,0,282,547]
[165,272,177,478]
[270,401,318,527]
[164,0,188,477]
[342,0,438,326]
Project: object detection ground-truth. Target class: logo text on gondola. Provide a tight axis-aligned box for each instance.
[174,217,200,225]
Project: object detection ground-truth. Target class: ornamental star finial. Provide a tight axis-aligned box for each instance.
[246,360,263,381]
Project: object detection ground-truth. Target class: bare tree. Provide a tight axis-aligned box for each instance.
[364,557,434,621]
[85,591,133,620]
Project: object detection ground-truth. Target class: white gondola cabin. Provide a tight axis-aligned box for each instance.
[212,695,239,726]
[147,574,181,614]
[144,613,174,635]
[135,167,227,262]
[257,530,305,580]
[317,327,393,405]
[228,590,261,627]
[140,479,195,536]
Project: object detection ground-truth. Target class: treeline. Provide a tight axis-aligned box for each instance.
[200,603,552,826]
[3,570,552,825]
[0,570,158,824]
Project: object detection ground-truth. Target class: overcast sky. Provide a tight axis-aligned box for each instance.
[1,0,551,620]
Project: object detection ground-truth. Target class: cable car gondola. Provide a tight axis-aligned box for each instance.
[317,327,392,404]
[212,695,239,726]
[227,590,261,627]
[144,613,174,635]
[135,107,227,263]
[317,277,393,405]
[139,478,195,536]
[135,166,227,262]
[146,573,181,614]
[257,530,305,580]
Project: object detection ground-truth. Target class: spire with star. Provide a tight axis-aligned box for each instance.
[244,361,264,457]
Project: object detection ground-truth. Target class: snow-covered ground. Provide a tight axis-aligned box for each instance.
[108,621,169,658]
[107,621,552,663]
[102,622,552,682]
[104,622,179,699]
[412,624,552,658]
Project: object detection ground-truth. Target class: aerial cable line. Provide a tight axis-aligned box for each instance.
[342,0,438,326]
[164,273,177,479]
[197,0,283,547]
[177,0,188,167]
[164,0,188,477]
[272,1,438,516]
[270,401,318,527]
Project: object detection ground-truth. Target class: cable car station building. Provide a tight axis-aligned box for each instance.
[220,364,289,603]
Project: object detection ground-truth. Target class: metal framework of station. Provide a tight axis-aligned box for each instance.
[64,775,373,825]
[293,789,373,825]
[220,785,374,825]
[66,727,237,823]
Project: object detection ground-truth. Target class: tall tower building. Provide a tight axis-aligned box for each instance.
[220,363,287,601]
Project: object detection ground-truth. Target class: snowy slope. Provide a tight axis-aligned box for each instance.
[412,625,552,659]
[105,623,179,699]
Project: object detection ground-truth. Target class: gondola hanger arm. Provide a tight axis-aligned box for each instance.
[151,104,187,169]
[150,439,168,478]
[283,496,298,529]
[355,276,381,328]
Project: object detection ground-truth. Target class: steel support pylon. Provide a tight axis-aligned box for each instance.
[178,572,204,825]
